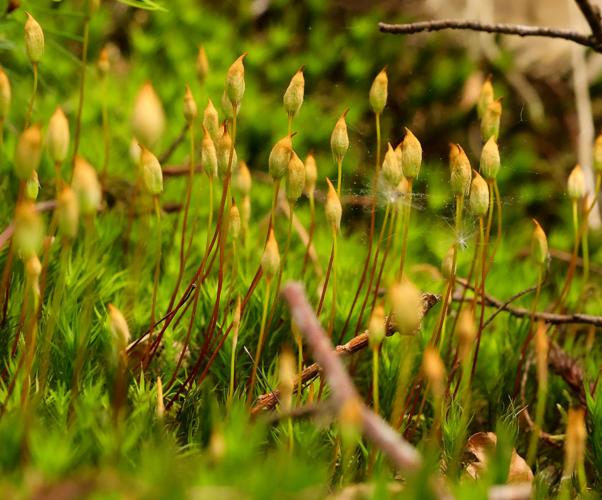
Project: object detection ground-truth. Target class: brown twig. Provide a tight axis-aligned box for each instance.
[159,124,188,164]
[251,292,439,414]
[260,402,332,425]
[453,277,602,327]
[280,282,422,471]
[162,164,202,177]
[574,0,602,43]
[456,279,591,403]
[548,341,589,405]
[519,356,565,447]
[378,20,600,51]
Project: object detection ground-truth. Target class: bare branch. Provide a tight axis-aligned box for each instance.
[454,277,602,327]
[159,123,188,164]
[378,20,600,51]
[280,282,422,472]
[251,292,439,414]
[574,0,602,43]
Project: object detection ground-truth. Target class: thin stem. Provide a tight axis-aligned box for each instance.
[164,281,201,389]
[248,279,272,400]
[302,193,316,275]
[354,204,391,335]
[72,16,90,163]
[553,176,600,310]
[316,242,335,317]
[435,194,464,347]
[469,216,487,383]
[283,209,294,275]
[572,200,579,244]
[375,113,381,172]
[25,63,38,127]
[485,180,495,253]
[328,226,338,336]
[336,158,343,197]
[263,209,294,335]
[513,267,544,395]
[490,180,503,266]
[369,208,397,315]
[149,196,162,337]
[167,122,195,311]
[372,347,380,414]
[54,161,63,196]
[230,240,238,287]
[287,417,294,452]
[206,176,214,254]
[20,275,39,410]
[527,353,548,466]
[449,346,473,478]
[390,336,418,429]
[296,335,303,404]
[581,201,589,284]
[270,180,281,229]
[227,316,240,410]
[38,242,70,393]
[398,178,414,280]
[101,75,110,183]
[336,112,381,344]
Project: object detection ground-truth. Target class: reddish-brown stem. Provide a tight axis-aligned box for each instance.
[469,216,488,384]
[354,206,391,336]
[281,282,423,471]
[166,266,263,410]
[316,242,335,317]
[336,125,381,344]
[166,123,196,313]
[369,210,397,316]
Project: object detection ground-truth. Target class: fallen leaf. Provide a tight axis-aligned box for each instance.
[464,432,534,484]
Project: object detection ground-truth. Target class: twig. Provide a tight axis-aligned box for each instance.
[574,0,602,44]
[456,278,591,403]
[519,356,565,447]
[280,282,422,471]
[251,292,439,414]
[378,20,600,51]
[453,277,602,327]
[159,124,188,164]
[548,341,589,405]
[162,164,202,177]
[261,402,332,425]
[481,286,537,331]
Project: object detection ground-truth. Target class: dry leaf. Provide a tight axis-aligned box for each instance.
[465,432,534,484]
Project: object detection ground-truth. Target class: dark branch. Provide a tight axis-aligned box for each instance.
[280,282,422,472]
[378,20,600,52]
[454,278,602,327]
[251,292,440,415]
[574,0,602,43]
[159,123,188,164]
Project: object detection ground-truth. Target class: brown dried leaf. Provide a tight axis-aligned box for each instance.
[464,432,534,484]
